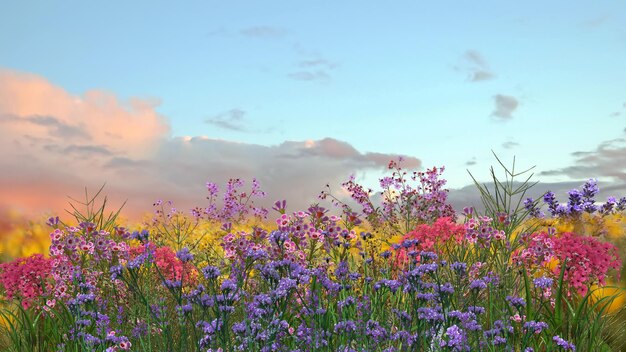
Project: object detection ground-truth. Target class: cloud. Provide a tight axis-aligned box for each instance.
[491,94,519,120]
[465,157,477,166]
[0,69,169,158]
[0,68,420,220]
[240,26,287,39]
[288,55,338,83]
[297,59,338,70]
[288,71,330,82]
[206,108,248,132]
[460,50,495,82]
[470,71,495,82]
[502,141,519,149]
[580,15,610,28]
[540,137,626,182]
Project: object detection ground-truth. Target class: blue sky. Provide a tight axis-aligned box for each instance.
[1,1,625,216]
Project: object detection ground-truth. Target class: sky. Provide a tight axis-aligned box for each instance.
[1,1,626,219]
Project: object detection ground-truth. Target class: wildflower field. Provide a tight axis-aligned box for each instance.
[1,157,625,351]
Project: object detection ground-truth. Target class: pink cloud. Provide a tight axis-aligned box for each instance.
[0,69,423,221]
[0,69,170,157]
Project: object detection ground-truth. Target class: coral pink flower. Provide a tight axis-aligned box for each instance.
[0,254,52,309]
[395,217,465,267]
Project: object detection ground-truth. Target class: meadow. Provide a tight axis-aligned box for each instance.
[1,156,625,351]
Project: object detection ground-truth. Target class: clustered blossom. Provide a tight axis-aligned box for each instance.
[550,232,621,296]
[395,217,465,266]
[0,254,52,309]
[513,230,621,296]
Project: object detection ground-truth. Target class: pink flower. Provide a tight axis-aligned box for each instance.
[551,232,621,296]
[0,254,52,309]
[394,217,465,267]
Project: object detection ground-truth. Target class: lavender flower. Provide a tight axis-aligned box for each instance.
[581,178,599,199]
[450,262,467,275]
[523,321,548,334]
[506,296,526,308]
[220,279,237,293]
[46,216,60,227]
[175,247,194,262]
[109,265,123,280]
[533,276,553,289]
[440,325,469,351]
[202,265,221,280]
[130,229,150,242]
[524,198,543,217]
[268,230,289,245]
[416,306,444,322]
[469,279,487,291]
[553,335,576,350]
[334,320,357,333]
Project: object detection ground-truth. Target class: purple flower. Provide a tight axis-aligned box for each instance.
[553,335,576,351]
[450,262,467,275]
[524,321,548,334]
[130,229,150,242]
[533,276,553,289]
[462,206,474,217]
[416,306,444,322]
[334,261,349,279]
[365,320,388,344]
[440,325,469,351]
[127,253,148,269]
[46,216,60,227]
[402,239,419,248]
[374,279,402,293]
[467,306,485,315]
[268,230,289,245]
[419,251,438,262]
[176,247,194,262]
[469,279,487,291]
[220,279,237,293]
[272,200,287,214]
[416,293,436,301]
[197,319,223,348]
[109,265,123,280]
[334,320,357,333]
[337,296,356,309]
[543,191,560,215]
[164,279,182,289]
[492,336,507,345]
[436,282,455,295]
[600,197,616,214]
[202,265,221,280]
[506,296,526,308]
[581,178,599,199]
[524,198,543,217]
[483,272,500,286]
[176,303,193,314]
